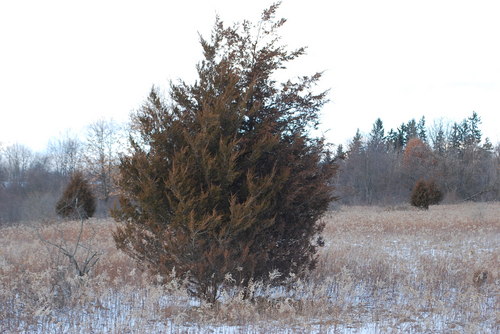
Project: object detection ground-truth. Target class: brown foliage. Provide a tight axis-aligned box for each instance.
[410,179,443,209]
[402,138,435,169]
[56,172,96,219]
[112,4,336,302]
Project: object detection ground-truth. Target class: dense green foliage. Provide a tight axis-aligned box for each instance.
[112,5,336,302]
[56,172,96,219]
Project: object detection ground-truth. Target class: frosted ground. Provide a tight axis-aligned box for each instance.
[1,202,498,333]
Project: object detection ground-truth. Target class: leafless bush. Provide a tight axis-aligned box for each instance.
[36,216,102,309]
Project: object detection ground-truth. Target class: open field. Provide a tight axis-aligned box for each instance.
[1,202,499,333]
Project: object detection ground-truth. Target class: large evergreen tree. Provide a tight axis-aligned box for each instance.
[112,4,336,302]
[368,118,385,151]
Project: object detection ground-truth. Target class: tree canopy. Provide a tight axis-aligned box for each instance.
[112,4,336,302]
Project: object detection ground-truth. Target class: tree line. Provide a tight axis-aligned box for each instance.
[0,119,123,223]
[1,113,498,224]
[334,112,499,205]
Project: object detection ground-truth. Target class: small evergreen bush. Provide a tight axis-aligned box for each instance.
[56,172,96,219]
[427,180,443,205]
[411,179,443,209]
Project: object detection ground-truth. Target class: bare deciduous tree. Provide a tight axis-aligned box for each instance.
[84,119,122,203]
[48,133,83,178]
[3,143,33,186]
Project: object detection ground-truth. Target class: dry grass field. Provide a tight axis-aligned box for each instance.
[1,202,498,333]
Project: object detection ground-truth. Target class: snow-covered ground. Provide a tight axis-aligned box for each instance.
[1,202,498,333]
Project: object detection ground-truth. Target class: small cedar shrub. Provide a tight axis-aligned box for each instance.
[56,172,96,219]
[411,179,443,209]
[427,180,443,205]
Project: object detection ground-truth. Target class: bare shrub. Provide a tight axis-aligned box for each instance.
[36,216,102,309]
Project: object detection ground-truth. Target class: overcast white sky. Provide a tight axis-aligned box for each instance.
[1,0,499,151]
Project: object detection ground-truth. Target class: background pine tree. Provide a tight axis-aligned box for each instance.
[112,4,337,302]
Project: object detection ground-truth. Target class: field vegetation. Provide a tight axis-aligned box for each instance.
[1,202,498,333]
[0,4,498,333]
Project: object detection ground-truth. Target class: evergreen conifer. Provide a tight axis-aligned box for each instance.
[112,4,337,302]
[56,171,96,219]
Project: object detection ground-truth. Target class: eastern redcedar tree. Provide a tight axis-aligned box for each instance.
[410,179,443,209]
[112,4,337,303]
[56,171,96,219]
[427,180,444,205]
